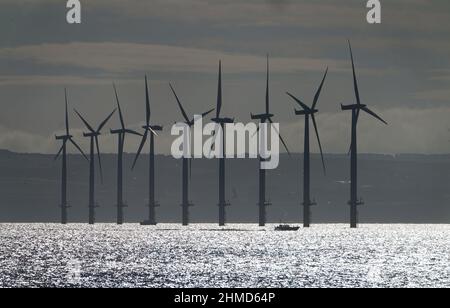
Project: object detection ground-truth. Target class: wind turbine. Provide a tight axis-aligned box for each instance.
[170,83,214,226]
[211,61,234,226]
[251,55,291,227]
[74,108,116,224]
[110,83,142,225]
[286,68,328,228]
[131,76,163,226]
[54,89,88,224]
[341,41,388,228]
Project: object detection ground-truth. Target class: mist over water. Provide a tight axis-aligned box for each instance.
[0,224,448,288]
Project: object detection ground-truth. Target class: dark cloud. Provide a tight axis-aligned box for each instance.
[0,0,449,154]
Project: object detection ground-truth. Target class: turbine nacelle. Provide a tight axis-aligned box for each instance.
[110,128,142,136]
[251,113,274,121]
[83,132,100,138]
[211,117,234,124]
[55,134,72,140]
[341,103,367,111]
[295,109,318,116]
[110,128,126,135]
[143,125,163,131]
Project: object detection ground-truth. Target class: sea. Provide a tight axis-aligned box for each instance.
[0,224,448,288]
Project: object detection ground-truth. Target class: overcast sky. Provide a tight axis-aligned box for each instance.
[0,0,449,155]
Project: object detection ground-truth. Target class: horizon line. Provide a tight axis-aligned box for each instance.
[1,148,450,157]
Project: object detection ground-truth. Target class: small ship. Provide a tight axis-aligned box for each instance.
[275,224,300,231]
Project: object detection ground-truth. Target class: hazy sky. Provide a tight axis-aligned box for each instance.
[0,0,449,155]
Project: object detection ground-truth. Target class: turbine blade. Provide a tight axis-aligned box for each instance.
[97,109,116,133]
[169,83,191,123]
[69,138,88,161]
[348,40,361,106]
[269,118,291,156]
[266,54,270,114]
[145,75,151,126]
[113,83,125,129]
[216,61,222,118]
[361,106,388,125]
[286,92,310,111]
[148,126,158,136]
[311,114,326,175]
[95,135,103,184]
[64,89,69,135]
[74,109,95,133]
[132,131,148,170]
[124,129,143,137]
[356,108,360,124]
[201,108,215,119]
[54,143,64,161]
[312,67,328,110]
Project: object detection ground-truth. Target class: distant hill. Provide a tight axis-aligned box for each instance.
[0,150,449,223]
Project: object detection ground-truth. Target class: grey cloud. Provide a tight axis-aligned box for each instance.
[0,0,449,155]
[0,42,346,76]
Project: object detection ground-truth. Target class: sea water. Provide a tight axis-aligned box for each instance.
[0,224,448,288]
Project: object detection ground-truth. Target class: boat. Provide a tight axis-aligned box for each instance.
[275,224,300,231]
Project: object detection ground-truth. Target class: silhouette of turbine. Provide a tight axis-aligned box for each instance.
[54,89,88,224]
[341,41,388,228]
[170,83,214,226]
[286,68,328,228]
[110,84,142,225]
[251,55,291,227]
[211,61,234,226]
[74,108,116,225]
[131,76,163,226]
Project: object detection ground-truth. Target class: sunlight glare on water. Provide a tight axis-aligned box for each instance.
[0,224,448,288]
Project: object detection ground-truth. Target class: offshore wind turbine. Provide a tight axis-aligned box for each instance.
[131,76,163,226]
[74,108,116,224]
[286,68,328,228]
[110,84,142,225]
[341,41,388,228]
[170,83,215,226]
[211,61,234,226]
[251,55,291,227]
[54,89,88,224]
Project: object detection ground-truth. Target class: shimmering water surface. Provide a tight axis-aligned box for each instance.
[0,224,448,288]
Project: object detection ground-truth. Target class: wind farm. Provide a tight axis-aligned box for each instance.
[47,46,391,228]
[2,0,449,290]
[0,47,394,232]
